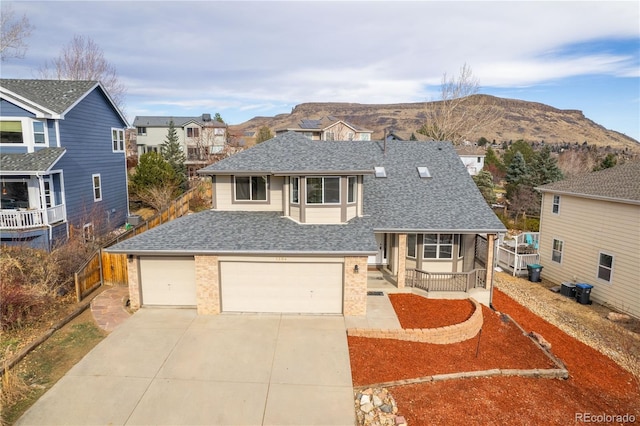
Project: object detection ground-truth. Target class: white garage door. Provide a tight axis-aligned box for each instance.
[220,262,343,314]
[140,256,196,306]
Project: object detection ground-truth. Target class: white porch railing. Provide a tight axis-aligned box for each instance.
[0,205,66,229]
[497,247,540,276]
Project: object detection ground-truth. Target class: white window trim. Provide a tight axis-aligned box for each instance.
[92,173,102,202]
[596,251,614,283]
[552,195,560,214]
[551,238,563,263]
[1,117,49,148]
[111,128,125,152]
[423,233,454,260]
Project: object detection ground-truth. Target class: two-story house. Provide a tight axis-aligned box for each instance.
[275,116,373,141]
[133,114,228,178]
[1,79,130,251]
[107,132,505,316]
[455,146,486,175]
[536,161,640,318]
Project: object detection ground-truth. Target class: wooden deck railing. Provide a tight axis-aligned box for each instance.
[406,268,487,292]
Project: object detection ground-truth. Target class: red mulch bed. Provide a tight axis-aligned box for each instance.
[348,291,640,424]
[389,294,475,329]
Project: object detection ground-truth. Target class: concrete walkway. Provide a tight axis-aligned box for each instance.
[17,310,355,426]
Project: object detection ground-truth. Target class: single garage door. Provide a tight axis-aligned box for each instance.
[220,262,343,314]
[140,256,196,306]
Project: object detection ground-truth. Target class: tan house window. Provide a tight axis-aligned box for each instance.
[552,195,560,214]
[306,177,340,204]
[407,234,417,258]
[552,239,563,263]
[235,176,267,201]
[597,253,613,282]
[424,234,453,259]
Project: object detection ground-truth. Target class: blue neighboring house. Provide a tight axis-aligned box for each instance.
[0,79,130,251]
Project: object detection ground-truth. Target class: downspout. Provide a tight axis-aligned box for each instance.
[489,232,503,310]
[35,173,54,250]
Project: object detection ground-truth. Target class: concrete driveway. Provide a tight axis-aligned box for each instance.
[17,309,355,425]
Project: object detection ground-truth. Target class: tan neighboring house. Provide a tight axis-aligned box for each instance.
[275,116,372,141]
[107,132,505,316]
[536,161,640,319]
[133,114,228,178]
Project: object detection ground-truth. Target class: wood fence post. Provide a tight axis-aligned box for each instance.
[74,272,81,302]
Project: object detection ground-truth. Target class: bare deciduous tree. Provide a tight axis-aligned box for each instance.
[0,4,34,61]
[38,35,126,109]
[135,183,179,213]
[420,63,502,145]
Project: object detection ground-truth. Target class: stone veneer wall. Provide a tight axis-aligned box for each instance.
[195,255,220,314]
[344,256,368,315]
[347,298,483,344]
[127,257,140,310]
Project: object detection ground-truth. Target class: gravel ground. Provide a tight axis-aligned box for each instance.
[493,271,640,379]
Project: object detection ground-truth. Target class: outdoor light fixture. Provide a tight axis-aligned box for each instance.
[354,264,359,273]
[127,254,133,261]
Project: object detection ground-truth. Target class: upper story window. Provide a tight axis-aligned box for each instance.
[112,128,125,152]
[33,122,46,144]
[306,177,340,204]
[347,176,357,203]
[187,127,200,138]
[92,174,102,201]
[235,176,267,201]
[552,195,560,214]
[137,127,147,135]
[290,177,299,204]
[0,121,23,143]
[424,233,453,259]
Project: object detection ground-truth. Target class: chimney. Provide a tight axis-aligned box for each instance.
[202,113,211,122]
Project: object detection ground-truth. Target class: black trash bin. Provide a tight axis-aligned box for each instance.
[561,282,576,298]
[575,283,593,304]
[527,264,543,282]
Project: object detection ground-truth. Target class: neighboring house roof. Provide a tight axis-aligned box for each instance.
[0,147,66,174]
[133,115,227,128]
[200,132,505,232]
[455,146,486,157]
[276,116,372,133]
[108,211,376,255]
[0,79,127,125]
[537,161,640,205]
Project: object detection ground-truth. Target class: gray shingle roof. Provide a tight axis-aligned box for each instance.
[0,79,98,114]
[108,211,376,254]
[537,161,640,203]
[201,132,505,232]
[133,116,227,128]
[0,148,66,172]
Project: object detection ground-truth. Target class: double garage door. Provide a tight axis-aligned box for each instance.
[139,257,343,314]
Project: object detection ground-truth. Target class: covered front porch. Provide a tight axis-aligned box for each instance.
[366,232,498,306]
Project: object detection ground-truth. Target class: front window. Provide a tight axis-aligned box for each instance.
[112,128,124,152]
[1,180,29,209]
[407,234,417,258]
[92,174,102,201]
[325,132,335,141]
[187,127,200,138]
[306,177,340,204]
[0,121,23,143]
[347,176,357,203]
[137,127,147,135]
[552,239,563,263]
[424,233,453,259]
[552,195,560,214]
[598,253,613,282]
[290,177,299,204]
[235,176,267,201]
[33,121,46,144]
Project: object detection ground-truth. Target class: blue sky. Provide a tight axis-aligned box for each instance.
[2,1,639,141]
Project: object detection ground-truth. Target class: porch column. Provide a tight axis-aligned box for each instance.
[397,234,407,288]
[485,234,496,289]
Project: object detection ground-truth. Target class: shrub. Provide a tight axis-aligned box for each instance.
[0,279,49,331]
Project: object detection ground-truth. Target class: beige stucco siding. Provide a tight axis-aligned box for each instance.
[214,175,283,211]
[539,193,640,318]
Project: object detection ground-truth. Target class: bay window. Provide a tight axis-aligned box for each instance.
[306,177,340,204]
[424,233,454,259]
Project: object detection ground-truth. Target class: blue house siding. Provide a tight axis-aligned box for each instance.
[0,99,35,117]
[54,88,129,234]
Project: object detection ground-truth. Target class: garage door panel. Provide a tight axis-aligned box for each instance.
[221,262,342,314]
[140,257,196,306]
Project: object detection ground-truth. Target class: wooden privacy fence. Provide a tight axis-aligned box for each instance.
[73,187,205,301]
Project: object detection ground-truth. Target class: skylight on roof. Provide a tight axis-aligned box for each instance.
[374,166,387,178]
[417,167,431,178]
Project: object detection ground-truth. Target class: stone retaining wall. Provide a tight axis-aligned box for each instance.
[347,298,483,344]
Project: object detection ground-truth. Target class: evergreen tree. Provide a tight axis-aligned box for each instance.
[502,140,535,169]
[505,151,529,185]
[130,152,177,192]
[484,146,505,172]
[530,146,563,186]
[160,120,187,191]
[472,170,497,205]
[214,113,224,123]
[593,153,617,171]
[409,133,417,141]
[255,126,273,143]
